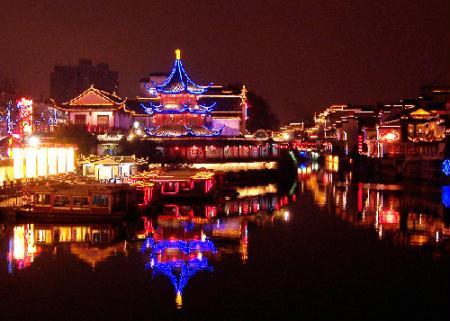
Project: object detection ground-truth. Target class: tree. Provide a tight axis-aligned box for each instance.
[53,125,98,154]
[225,83,279,133]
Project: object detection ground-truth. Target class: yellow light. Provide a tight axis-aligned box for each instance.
[12,147,24,179]
[48,148,58,175]
[65,147,75,172]
[13,226,26,260]
[176,291,182,309]
[37,147,48,176]
[57,148,67,173]
[25,147,37,178]
[27,136,40,147]
[175,49,181,60]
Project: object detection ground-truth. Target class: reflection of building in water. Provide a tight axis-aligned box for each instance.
[153,185,296,219]
[141,184,297,308]
[5,223,121,273]
[305,171,450,249]
[8,225,37,273]
[301,171,331,208]
[142,227,216,310]
[210,217,248,262]
[70,243,126,269]
[235,184,277,197]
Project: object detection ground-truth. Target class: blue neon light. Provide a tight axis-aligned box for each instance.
[141,101,217,115]
[442,159,450,176]
[146,58,213,95]
[442,186,450,208]
[145,125,224,137]
[143,237,217,301]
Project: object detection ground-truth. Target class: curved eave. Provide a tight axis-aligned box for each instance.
[57,104,124,112]
[152,59,212,95]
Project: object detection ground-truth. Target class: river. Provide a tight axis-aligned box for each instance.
[0,165,449,320]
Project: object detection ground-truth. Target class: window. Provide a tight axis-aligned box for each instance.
[72,196,89,208]
[180,181,190,191]
[162,182,178,193]
[85,164,95,175]
[54,195,70,207]
[97,115,109,127]
[34,193,51,205]
[74,114,86,126]
[92,194,109,207]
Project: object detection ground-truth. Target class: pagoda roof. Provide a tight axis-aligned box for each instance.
[151,50,212,95]
[56,86,125,111]
[124,94,242,116]
[65,86,124,105]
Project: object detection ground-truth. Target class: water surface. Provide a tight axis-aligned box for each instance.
[0,169,449,320]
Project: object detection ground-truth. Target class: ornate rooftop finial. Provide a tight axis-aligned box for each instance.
[175,49,181,60]
[241,84,247,96]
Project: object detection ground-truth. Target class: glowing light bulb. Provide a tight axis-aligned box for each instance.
[175,49,181,60]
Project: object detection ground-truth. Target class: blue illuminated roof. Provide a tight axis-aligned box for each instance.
[150,50,212,95]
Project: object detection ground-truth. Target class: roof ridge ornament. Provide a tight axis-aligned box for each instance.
[149,50,213,95]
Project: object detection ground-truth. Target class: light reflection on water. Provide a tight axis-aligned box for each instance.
[300,162,450,251]
[2,169,449,315]
[0,183,296,309]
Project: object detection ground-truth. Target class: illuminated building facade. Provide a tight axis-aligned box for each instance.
[365,108,446,159]
[54,50,246,137]
[79,155,145,181]
[11,145,76,180]
[53,50,281,160]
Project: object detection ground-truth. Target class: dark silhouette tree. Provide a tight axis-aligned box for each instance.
[225,83,279,133]
[53,125,98,154]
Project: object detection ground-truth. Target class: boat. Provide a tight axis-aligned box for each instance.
[19,181,136,219]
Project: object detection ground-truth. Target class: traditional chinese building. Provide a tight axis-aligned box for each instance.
[53,50,280,162]
[53,86,126,133]
[366,107,446,159]
[54,50,247,137]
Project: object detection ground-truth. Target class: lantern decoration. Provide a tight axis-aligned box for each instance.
[379,129,400,143]
[16,98,33,140]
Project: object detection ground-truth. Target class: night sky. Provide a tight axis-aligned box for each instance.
[0,0,448,122]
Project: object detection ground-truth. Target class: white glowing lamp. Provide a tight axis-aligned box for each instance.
[27,136,40,147]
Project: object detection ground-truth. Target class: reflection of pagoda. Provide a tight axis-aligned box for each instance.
[143,233,216,309]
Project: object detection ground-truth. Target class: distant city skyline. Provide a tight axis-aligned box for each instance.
[0,0,448,122]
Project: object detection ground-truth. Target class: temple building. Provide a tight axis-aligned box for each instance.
[54,50,247,137]
[53,50,280,162]
[53,86,126,133]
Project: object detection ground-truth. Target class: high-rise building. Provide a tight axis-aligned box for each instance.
[50,59,118,103]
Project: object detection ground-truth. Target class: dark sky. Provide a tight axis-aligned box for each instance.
[0,0,448,122]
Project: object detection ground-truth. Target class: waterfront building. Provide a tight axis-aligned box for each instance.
[79,155,145,181]
[51,59,119,103]
[365,107,446,159]
[53,86,126,133]
[53,50,281,162]
[11,144,76,180]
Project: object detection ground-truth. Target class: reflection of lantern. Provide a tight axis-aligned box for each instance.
[442,185,450,208]
[379,209,400,224]
[442,159,450,176]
